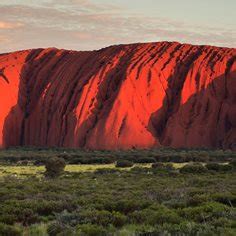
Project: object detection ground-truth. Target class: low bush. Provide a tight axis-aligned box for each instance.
[28,224,47,235]
[152,163,174,171]
[90,157,114,164]
[205,163,233,172]
[104,200,150,214]
[192,155,210,162]
[180,163,207,174]
[143,221,229,236]
[0,223,21,236]
[135,157,156,164]
[75,157,114,165]
[116,160,133,168]
[76,224,107,236]
[205,163,222,171]
[230,160,236,168]
[130,205,182,225]
[47,222,64,236]
[35,200,75,216]
[111,211,127,227]
[186,194,210,206]
[179,202,231,223]
[219,164,233,172]
[212,193,236,206]
[80,209,112,226]
[47,210,77,235]
[18,208,39,226]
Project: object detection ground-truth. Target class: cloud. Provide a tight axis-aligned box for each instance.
[47,0,122,12]
[0,35,10,43]
[0,21,24,29]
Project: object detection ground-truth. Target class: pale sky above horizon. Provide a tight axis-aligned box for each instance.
[0,0,235,53]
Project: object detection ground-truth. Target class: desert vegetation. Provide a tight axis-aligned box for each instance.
[0,147,235,166]
[0,147,235,235]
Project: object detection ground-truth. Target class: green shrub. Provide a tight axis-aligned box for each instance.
[53,210,80,227]
[135,157,156,164]
[229,160,236,168]
[0,223,21,236]
[193,155,210,162]
[205,163,222,171]
[78,209,127,228]
[111,211,127,227]
[35,200,75,216]
[19,208,39,226]
[47,222,64,236]
[0,214,18,225]
[145,221,229,236]
[116,160,133,168]
[45,157,66,178]
[187,194,210,206]
[227,160,236,171]
[91,157,114,164]
[212,193,236,206]
[28,224,47,235]
[104,200,150,214]
[220,164,233,172]
[76,224,107,236]
[205,163,232,172]
[0,203,39,225]
[130,206,182,225]
[75,157,114,164]
[180,163,207,174]
[83,210,112,227]
[179,202,231,223]
[169,154,188,163]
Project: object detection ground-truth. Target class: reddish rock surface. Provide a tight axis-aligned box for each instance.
[0,42,235,149]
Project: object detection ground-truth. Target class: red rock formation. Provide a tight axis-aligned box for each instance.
[0,42,235,149]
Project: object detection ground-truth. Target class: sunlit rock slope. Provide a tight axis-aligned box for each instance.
[0,42,235,149]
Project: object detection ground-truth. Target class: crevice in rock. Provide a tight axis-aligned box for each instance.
[0,68,9,84]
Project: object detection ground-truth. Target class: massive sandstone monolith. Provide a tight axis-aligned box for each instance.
[0,42,235,149]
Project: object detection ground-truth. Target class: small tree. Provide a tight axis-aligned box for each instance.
[45,157,66,178]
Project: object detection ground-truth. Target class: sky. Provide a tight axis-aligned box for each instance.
[0,0,235,53]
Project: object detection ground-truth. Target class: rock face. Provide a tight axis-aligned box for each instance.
[0,42,235,149]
